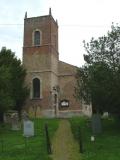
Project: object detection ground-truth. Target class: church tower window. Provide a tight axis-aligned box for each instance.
[33,78,40,98]
[34,31,40,46]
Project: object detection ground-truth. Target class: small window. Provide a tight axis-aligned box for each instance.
[33,78,40,98]
[34,31,40,46]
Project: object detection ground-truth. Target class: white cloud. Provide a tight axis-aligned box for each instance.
[0,0,120,66]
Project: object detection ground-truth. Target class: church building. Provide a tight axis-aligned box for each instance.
[23,9,91,117]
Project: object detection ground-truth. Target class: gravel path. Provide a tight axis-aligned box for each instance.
[51,119,81,160]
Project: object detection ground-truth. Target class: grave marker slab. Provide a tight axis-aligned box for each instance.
[91,114,102,134]
[23,120,34,137]
[11,112,20,131]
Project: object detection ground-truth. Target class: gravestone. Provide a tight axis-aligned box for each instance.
[91,114,102,134]
[23,120,34,137]
[22,111,29,121]
[102,112,109,118]
[4,112,12,123]
[11,112,20,131]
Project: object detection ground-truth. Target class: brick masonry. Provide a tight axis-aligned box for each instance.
[23,11,91,117]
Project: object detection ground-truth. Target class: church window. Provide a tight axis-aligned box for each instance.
[33,78,40,98]
[34,31,40,46]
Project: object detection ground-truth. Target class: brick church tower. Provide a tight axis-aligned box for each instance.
[23,9,91,117]
[23,9,59,116]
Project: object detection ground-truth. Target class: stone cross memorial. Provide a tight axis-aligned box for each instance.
[23,120,34,137]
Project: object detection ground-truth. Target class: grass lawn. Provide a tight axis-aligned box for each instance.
[70,116,120,160]
[0,118,59,160]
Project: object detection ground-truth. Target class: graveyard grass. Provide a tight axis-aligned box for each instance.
[0,118,59,160]
[1,117,120,160]
[70,116,120,160]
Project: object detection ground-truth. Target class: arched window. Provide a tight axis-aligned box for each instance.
[34,31,40,46]
[33,78,40,98]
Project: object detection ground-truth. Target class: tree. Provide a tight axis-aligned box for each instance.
[0,47,29,122]
[0,65,15,121]
[75,24,120,115]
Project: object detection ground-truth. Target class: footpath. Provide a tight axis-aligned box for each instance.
[51,119,81,160]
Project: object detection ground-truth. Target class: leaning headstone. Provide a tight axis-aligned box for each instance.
[23,120,34,137]
[11,112,20,131]
[91,114,102,134]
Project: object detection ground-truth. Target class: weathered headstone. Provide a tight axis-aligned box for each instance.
[4,112,11,123]
[11,112,20,131]
[23,120,34,137]
[4,110,18,124]
[22,111,29,121]
[102,112,109,118]
[91,114,102,134]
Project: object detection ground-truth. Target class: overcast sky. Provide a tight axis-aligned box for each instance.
[0,0,120,67]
